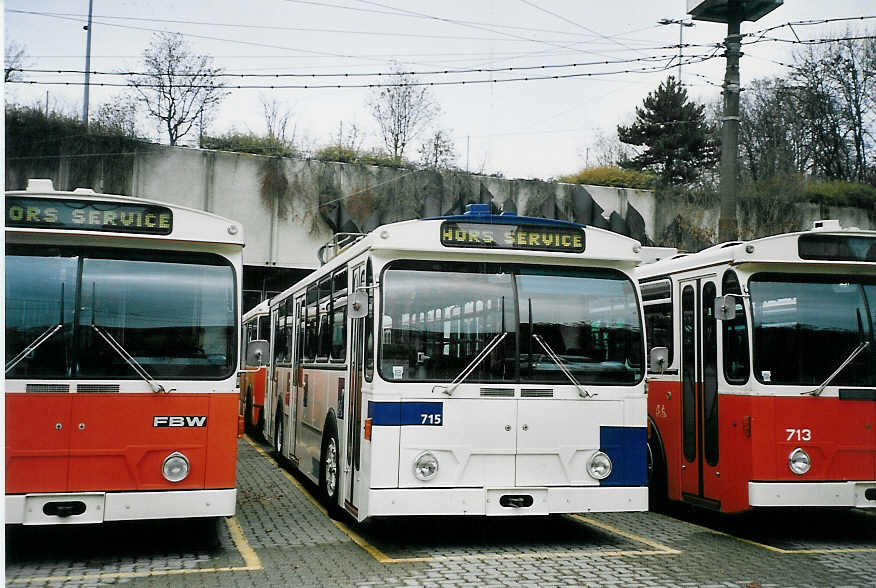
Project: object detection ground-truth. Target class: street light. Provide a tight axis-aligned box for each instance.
[658,18,695,83]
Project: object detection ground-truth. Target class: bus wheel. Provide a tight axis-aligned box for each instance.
[274,405,285,461]
[244,391,254,435]
[319,420,340,508]
[647,436,668,510]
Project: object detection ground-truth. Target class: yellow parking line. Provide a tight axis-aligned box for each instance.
[568,514,681,554]
[9,516,262,584]
[244,435,395,563]
[652,511,876,554]
[248,436,680,563]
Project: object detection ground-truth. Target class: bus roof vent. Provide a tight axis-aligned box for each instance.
[26,179,55,192]
[73,187,96,194]
[812,219,841,231]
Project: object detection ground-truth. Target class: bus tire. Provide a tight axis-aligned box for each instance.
[244,390,254,435]
[647,419,668,510]
[319,418,340,511]
[274,404,285,462]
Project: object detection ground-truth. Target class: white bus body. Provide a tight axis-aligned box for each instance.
[261,205,649,521]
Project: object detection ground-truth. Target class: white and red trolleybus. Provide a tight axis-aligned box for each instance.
[240,299,271,436]
[255,204,649,521]
[5,179,244,525]
[639,220,876,513]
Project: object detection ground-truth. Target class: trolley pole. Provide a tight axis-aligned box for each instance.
[717,3,742,243]
[82,0,94,127]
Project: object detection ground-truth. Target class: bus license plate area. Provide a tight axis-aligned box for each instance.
[23,493,105,525]
[486,488,547,515]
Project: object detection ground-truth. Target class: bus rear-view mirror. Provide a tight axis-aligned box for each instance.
[715,295,737,321]
[349,291,368,319]
[246,340,269,366]
[649,347,669,374]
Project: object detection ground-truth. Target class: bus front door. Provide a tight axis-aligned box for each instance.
[680,277,721,508]
[343,263,366,515]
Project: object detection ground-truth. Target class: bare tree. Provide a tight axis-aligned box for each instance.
[94,93,140,136]
[585,129,635,167]
[418,129,457,169]
[368,70,439,159]
[5,41,29,82]
[261,95,294,144]
[128,33,228,146]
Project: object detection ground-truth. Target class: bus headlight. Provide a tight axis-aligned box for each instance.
[788,447,811,475]
[413,452,439,481]
[588,451,613,480]
[162,451,190,483]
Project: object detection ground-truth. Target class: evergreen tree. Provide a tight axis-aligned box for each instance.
[617,76,715,185]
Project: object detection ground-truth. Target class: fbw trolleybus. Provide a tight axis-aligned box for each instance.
[5,180,244,525]
[240,299,271,437]
[639,220,876,513]
[253,204,649,521]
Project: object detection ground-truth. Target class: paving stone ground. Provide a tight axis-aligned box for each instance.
[5,437,876,587]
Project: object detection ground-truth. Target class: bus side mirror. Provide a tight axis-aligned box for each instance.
[649,347,669,374]
[246,340,269,366]
[715,295,737,321]
[349,291,368,319]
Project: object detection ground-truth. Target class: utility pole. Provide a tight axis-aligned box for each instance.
[82,0,94,127]
[658,18,695,83]
[687,0,783,243]
[717,3,742,242]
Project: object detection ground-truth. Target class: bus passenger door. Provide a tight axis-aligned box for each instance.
[680,277,721,508]
[344,263,366,514]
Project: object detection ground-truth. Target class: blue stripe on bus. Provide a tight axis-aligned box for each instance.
[599,426,648,487]
[368,401,444,426]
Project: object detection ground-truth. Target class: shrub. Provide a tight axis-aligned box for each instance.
[201,131,296,157]
[557,166,657,189]
[313,145,359,163]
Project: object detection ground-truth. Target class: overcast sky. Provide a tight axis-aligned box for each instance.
[5,1,873,180]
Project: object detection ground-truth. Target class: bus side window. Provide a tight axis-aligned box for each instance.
[274,309,288,363]
[331,269,347,362]
[642,278,673,369]
[258,314,270,342]
[722,270,750,384]
[305,285,318,362]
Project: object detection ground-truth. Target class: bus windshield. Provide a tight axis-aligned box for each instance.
[5,245,237,380]
[379,261,643,385]
[750,273,876,386]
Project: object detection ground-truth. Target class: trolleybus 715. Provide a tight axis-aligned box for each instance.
[240,299,271,436]
[256,204,649,521]
[639,220,876,513]
[5,179,244,525]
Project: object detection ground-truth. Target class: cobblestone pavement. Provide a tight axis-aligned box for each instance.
[5,436,876,587]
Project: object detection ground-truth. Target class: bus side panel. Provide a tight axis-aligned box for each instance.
[6,394,73,494]
[647,379,682,500]
[66,393,235,492]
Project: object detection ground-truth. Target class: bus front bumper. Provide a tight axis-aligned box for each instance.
[749,481,876,508]
[6,489,237,525]
[366,486,647,517]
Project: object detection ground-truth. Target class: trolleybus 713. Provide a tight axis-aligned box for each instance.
[257,204,649,521]
[240,299,271,436]
[639,220,876,513]
[5,179,244,525]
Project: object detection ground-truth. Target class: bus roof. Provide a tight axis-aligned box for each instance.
[5,179,244,247]
[242,299,271,322]
[269,204,645,306]
[637,220,876,280]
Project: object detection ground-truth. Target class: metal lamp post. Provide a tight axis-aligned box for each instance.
[658,18,695,83]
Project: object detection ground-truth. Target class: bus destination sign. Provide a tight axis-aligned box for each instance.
[441,221,585,253]
[6,197,173,236]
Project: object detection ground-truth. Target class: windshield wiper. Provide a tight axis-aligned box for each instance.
[92,324,172,394]
[5,324,64,374]
[434,332,508,396]
[6,283,66,374]
[803,340,870,397]
[532,334,594,399]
